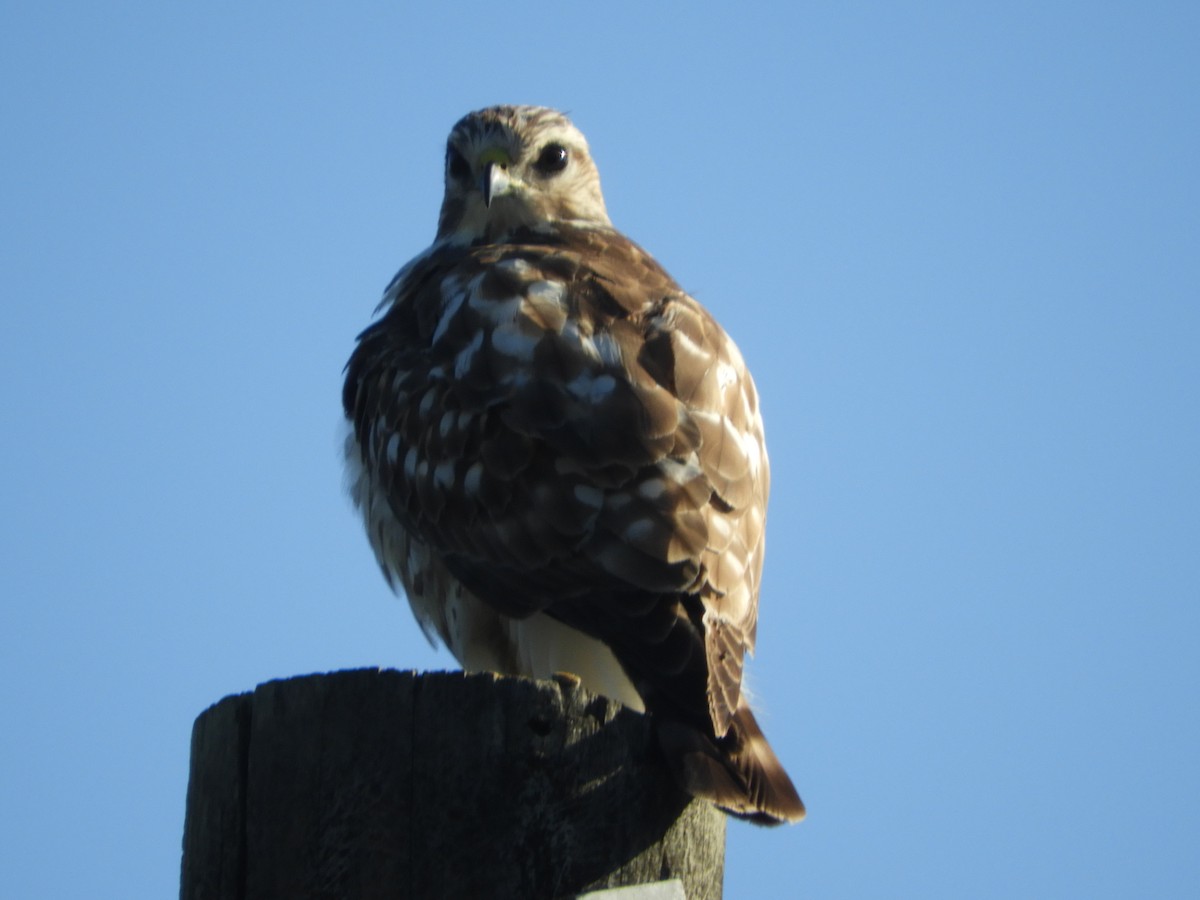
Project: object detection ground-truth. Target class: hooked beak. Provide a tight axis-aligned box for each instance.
[479,148,513,208]
[482,163,510,207]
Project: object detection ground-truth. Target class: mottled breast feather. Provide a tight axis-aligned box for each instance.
[344,224,768,738]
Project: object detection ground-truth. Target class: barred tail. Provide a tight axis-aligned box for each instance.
[657,699,805,826]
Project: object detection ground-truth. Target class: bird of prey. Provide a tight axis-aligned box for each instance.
[343,105,804,824]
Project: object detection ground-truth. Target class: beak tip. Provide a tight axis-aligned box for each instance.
[481,161,494,208]
[481,159,511,209]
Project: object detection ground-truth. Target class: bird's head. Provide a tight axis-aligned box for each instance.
[436,105,611,243]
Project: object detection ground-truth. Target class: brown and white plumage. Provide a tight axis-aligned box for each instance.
[343,105,804,824]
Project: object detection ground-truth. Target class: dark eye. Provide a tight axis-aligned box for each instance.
[534,143,569,175]
[446,146,470,181]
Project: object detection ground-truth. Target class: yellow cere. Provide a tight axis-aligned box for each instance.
[478,147,512,166]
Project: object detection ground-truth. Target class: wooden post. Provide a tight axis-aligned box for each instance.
[180,669,725,899]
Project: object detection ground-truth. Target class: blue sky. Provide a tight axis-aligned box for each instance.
[2,3,1197,897]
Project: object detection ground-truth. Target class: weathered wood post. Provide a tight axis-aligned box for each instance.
[180,669,725,899]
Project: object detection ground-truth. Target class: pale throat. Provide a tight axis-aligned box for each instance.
[450,195,555,243]
[445,179,610,244]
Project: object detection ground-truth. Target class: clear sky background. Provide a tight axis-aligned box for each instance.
[2,3,1197,898]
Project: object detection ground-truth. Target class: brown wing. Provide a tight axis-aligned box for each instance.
[344,225,768,737]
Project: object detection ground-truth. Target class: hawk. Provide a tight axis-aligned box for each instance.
[343,105,804,824]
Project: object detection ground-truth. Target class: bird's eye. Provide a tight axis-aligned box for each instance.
[534,143,569,176]
[446,146,471,181]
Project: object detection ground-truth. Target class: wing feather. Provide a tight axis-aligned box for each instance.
[344,226,767,734]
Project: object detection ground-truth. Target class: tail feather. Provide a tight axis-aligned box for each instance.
[657,700,805,825]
